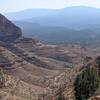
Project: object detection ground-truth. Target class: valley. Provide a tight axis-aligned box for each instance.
[0,6,100,100]
[0,36,99,100]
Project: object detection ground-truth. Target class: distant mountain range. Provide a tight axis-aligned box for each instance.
[5,6,100,29]
[13,21,97,44]
[4,6,100,44]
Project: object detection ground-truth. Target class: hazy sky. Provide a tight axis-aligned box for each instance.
[1,0,100,13]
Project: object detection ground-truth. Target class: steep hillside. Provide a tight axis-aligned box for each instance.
[0,14,22,42]
[0,13,99,100]
[0,13,83,99]
[0,44,81,100]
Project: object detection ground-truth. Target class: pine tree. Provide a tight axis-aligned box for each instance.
[74,66,100,100]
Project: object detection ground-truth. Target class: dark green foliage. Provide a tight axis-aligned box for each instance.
[74,66,100,100]
[52,55,71,63]
[95,56,100,70]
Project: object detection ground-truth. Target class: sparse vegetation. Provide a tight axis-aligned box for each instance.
[55,94,65,100]
[74,66,100,100]
[0,68,6,88]
[0,53,9,63]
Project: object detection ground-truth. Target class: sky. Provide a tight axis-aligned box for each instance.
[0,0,100,13]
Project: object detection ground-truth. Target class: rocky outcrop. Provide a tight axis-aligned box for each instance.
[0,14,22,42]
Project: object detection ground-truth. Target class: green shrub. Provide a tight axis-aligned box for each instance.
[74,66,100,100]
[95,56,100,70]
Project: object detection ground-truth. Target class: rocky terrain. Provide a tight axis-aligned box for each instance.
[0,14,22,42]
[88,95,100,100]
[0,44,82,100]
[0,13,99,100]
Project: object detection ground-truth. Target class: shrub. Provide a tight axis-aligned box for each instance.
[0,68,6,88]
[95,56,100,70]
[74,66,100,100]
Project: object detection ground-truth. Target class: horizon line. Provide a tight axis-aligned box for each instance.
[4,5,100,14]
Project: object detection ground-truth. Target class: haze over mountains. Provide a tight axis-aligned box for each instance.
[0,6,100,100]
[5,6,100,28]
[4,6,100,44]
[0,13,85,100]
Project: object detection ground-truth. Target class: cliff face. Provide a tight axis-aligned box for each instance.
[0,14,22,42]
